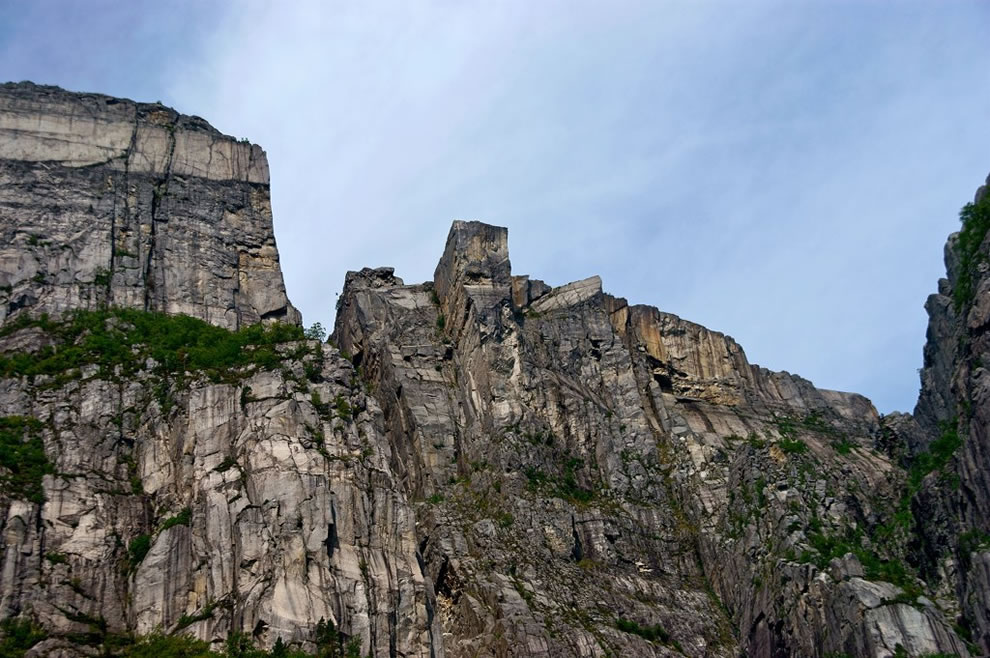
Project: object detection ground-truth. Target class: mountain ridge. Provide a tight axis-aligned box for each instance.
[0,82,988,658]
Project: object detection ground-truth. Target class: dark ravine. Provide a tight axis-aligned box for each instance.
[0,83,989,657]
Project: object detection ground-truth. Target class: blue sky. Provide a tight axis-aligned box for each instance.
[2,1,989,413]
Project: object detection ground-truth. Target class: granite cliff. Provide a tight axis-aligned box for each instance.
[0,83,989,658]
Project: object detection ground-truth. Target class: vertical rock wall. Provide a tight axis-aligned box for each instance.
[0,82,298,330]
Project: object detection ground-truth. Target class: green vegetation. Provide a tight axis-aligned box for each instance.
[778,438,808,454]
[0,415,53,503]
[615,617,670,644]
[557,457,594,503]
[435,313,446,330]
[799,524,920,597]
[128,534,151,567]
[240,386,255,409]
[771,414,812,455]
[333,395,352,421]
[746,432,766,449]
[771,412,843,457]
[525,458,596,506]
[953,192,990,312]
[303,322,326,342]
[120,632,217,657]
[0,617,358,657]
[93,268,112,287]
[45,551,69,565]
[775,416,798,438]
[908,420,962,493]
[872,418,965,547]
[0,308,307,391]
[959,529,990,556]
[0,617,47,655]
[160,508,192,532]
[800,411,830,433]
[833,436,854,455]
[175,600,223,632]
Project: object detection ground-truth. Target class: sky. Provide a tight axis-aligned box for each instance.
[2,1,989,413]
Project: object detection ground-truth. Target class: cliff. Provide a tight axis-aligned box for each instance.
[0,83,988,658]
[0,82,298,329]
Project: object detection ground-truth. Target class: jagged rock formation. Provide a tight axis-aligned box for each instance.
[1,83,989,658]
[333,223,971,658]
[901,173,990,653]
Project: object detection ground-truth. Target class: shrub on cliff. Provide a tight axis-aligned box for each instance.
[954,192,990,312]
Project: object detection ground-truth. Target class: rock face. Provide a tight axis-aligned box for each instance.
[0,82,299,329]
[906,172,990,654]
[0,84,989,658]
[333,224,971,658]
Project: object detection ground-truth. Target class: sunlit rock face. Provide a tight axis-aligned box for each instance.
[1,83,989,658]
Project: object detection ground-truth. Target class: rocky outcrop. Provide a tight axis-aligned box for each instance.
[333,220,973,658]
[904,172,990,654]
[1,84,988,657]
[0,82,299,330]
[0,337,435,656]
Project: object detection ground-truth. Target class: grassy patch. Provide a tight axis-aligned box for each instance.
[0,308,306,389]
[746,432,766,449]
[778,438,808,454]
[159,507,192,532]
[800,526,920,597]
[0,617,47,654]
[45,551,69,565]
[801,411,829,432]
[615,617,670,644]
[908,420,962,493]
[874,419,965,543]
[4,618,334,657]
[525,458,596,506]
[118,632,217,657]
[833,436,854,455]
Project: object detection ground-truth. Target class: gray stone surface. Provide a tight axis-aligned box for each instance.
[0,82,299,329]
[1,84,988,658]
[334,219,971,657]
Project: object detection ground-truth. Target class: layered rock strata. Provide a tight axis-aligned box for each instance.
[0,82,298,329]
